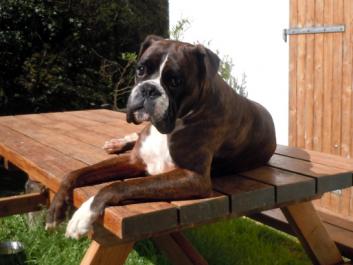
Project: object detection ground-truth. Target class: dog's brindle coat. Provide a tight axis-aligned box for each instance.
[46,35,276,238]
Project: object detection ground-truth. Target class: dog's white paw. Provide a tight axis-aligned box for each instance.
[123,132,139,142]
[103,138,126,153]
[102,133,138,154]
[65,197,98,239]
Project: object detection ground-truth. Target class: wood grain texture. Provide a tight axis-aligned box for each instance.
[289,0,353,218]
[313,0,324,152]
[296,0,307,148]
[170,232,209,265]
[322,0,334,154]
[289,0,299,147]
[80,240,134,265]
[239,166,315,204]
[0,192,48,217]
[269,154,352,193]
[213,175,274,215]
[153,235,195,265]
[304,0,315,150]
[0,116,110,165]
[74,183,178,241]
[249,208,353,259]
[170,191,229,226]
[342,0,353,158]
[275,144,353,171]
[331,0,344,155]
[0,109,351,262]
[70,109,126,124]
[0,125,85,191]
[282,201,343,265]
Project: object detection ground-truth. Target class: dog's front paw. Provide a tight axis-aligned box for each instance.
[103,138,127,154]
[65,197,99,239]
[102,133,138,154]
[46,193,70,231]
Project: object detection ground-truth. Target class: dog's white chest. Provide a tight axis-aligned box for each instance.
[139,125,175,175]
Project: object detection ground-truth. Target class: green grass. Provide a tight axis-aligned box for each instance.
[0,213,311,265]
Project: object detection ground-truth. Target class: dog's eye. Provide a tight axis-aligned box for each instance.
[136,65,145,77]
[169,77,182,88]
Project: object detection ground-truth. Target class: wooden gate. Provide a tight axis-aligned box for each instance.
[289,0,353,219]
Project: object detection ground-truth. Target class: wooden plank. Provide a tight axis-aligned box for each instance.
[329,191,341,216]
[351,17,353,162]
[341,188,351,217]
[324,222,353,259]
[85,123,140,138]
[313,0,325,152]
[0,192,48,217]
[269,154,352,193]
[170,232,209,265]
[15,112,112,136]
[14,112,114,148]
[153,235,195,265]
[74,184,178,241]
[0,126,85,191]
[351,188,353,218]
[249,208,353,259]
[170,191,229,226]
[289,0,299,147]
[90,109,127,121]
[331,0,344,155]
[6,112,142,150]
[317,207,353,231]
[239,166,316,204]
[296,0,307,148]
[14,113,80,134]
[342,0,353,158]
[70,109,126,123]
[212,175,274,215]
[80,240,134,265]
[322,0,334,153]
[281,201,343,265]
[44,112,106,128]
[304,0,315,150]
[59,110,131,135]
[0,116,110,165]
[275,145,353,171]
[63,128,114,148]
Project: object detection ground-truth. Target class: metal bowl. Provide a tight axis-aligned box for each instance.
[0,241,26,265]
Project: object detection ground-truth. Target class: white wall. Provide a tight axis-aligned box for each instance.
[169,1,289,144]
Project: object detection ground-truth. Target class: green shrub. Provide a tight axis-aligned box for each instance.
[0,0,169,115]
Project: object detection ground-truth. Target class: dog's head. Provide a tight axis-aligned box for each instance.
[126,35,220,134]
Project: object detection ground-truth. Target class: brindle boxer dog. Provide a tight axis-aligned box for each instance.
[46,35,276,239]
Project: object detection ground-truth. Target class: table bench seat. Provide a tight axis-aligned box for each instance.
[0,109,352,265]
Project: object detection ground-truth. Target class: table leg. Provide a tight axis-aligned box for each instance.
[153,232,208,265]
[80,240,134,265]
[281,201,343,265]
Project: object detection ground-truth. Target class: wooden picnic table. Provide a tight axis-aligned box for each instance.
[0,109,352,265]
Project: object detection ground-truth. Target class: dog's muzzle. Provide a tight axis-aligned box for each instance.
[126,82,162,124]
[126,81,175,134]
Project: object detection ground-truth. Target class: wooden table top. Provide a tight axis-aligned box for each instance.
[0,109,352,241]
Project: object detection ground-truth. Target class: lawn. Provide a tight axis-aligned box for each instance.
[0,212,311,265]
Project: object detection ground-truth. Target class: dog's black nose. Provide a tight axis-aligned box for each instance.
[141,83,161,99]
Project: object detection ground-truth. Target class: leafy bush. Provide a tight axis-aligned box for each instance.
[0,0,169,115]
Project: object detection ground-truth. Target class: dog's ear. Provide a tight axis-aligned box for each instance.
[138,35,164,59]
[191,44,220,80]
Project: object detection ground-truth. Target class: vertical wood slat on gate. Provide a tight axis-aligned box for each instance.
[288,0,353,218]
